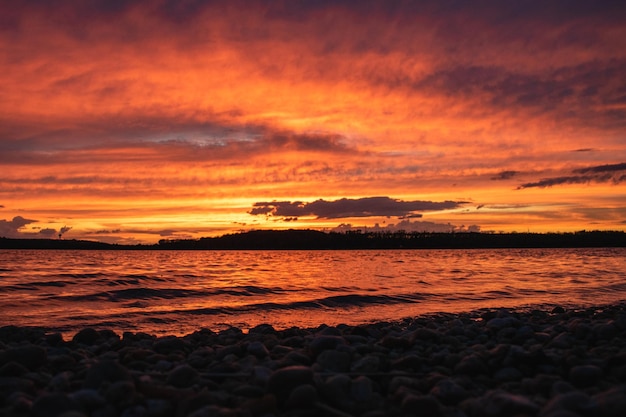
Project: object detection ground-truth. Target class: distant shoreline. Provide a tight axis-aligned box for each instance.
[1,229,625,250]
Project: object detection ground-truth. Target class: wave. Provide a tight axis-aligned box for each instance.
[45,285,288,302]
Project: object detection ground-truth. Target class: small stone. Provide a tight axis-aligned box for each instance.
[593,386,626,417]
[0,360,29,376]
[316,349,350,372]
[430,378,467,405]
[286,383,317,409]
[549,332,574,349]
[541,391,597,417]
[309,335,346,357]
[247,341,269,358]
[249,324,276,334]
[401,394,440,416]
[105,380,135,407]
[0,344,47,370]
[83,360,133,389]
[351,354,380,373]
[569,364,602,388]
[493,366,523,383]
[476,390,539,416]
[31,393,80,417]
[351,376,374,402]
[454,354,488,375]
[70,389,106,411]
[72,328,101,345]
[153,336,190,354]
[267,366,314,400]
[166,364,198,388]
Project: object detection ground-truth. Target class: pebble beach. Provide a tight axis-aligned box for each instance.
[1,303,625,417]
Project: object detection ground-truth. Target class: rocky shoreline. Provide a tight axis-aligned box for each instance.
[1,303,625,417]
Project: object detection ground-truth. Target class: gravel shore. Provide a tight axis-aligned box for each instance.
[1,303,625,417]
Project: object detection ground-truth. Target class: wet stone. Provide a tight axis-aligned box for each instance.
[83,359,133,389]
[569,364,602,388]
[402,393,441,416]
[286,383,317,409]
[267,365,314,400]
[247,340,269,358]
[31,392,80,417]
[167,364,199,388]
[315,349,350,372]
[309,335,346,357]
[72,328,101,345]
[0,344,47,370]
[541,391,597,417]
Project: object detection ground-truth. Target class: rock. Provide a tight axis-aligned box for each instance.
[267,366,314,400]
[0,360,29,376]
[430,378,467,405]
[31,393,80,417]
[322,373,352,406]
[351,376,374,402]
[83,360,133,389]
[351,354,380,373]
[0,376,36,396]
[249,324,276,335]
[455,354,488,375]
[246,341,269,358]
[153,336,190,354]
[540,391,597,417]
[593,322,617,340]
[316,349,351,372]
[401,394,441,416]
[549,332,574,349]
[72,328,101,345]
[308,335,346,357]
[569,364,602,388]
[493,366,523,383]
[469,390,539,417]
[0,344,47,370]
[105,380,136,407]
[593,386,626,417]
[166,364,198,388]
[69,389,106,411]
[285,383,317,409]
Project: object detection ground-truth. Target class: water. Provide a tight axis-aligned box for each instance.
[1,248,625,337]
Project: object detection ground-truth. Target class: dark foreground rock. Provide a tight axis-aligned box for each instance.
[1,303,626,416]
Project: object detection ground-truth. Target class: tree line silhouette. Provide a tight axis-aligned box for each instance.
[2,229,625,250]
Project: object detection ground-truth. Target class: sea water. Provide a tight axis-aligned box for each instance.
[1,248,625,336]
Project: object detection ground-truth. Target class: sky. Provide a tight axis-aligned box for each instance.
[1,0,625,244]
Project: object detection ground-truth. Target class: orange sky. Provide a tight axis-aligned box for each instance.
[1,1,625,244]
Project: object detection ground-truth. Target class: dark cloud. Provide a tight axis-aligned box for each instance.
[0,216,38,238]
[491,170,519,180]
[517,162,626,189]
[249,197,464,219]
[573,162,626,174]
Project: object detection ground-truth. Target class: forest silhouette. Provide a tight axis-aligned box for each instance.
[1,230,625,250]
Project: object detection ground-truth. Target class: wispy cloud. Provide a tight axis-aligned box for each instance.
[517,162,626,189]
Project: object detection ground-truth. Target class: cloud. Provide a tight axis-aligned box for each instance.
[517,162,626,189]
[0,216,38,238]
[491,171,519,180]
[332,219,480,234]
[573,162,626,174]
[249,197,464,219]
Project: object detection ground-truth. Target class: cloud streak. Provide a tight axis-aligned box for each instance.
[517,162,626,189]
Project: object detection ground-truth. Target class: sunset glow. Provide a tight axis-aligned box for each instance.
[1,1,625,243]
